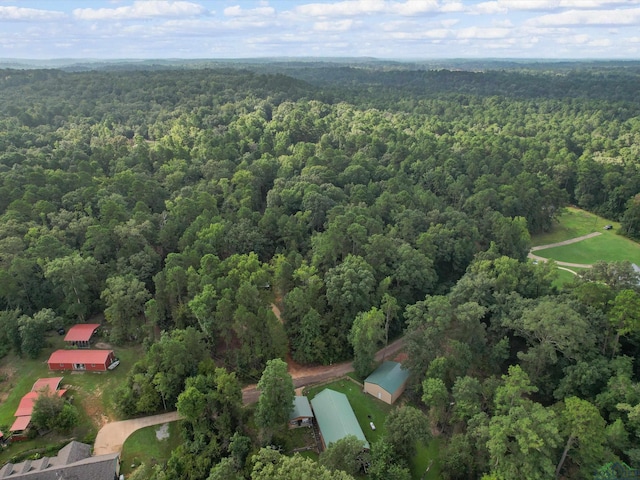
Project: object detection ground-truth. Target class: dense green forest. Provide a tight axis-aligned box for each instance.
[2,61,640,479]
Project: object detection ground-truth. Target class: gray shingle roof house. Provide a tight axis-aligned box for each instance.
[310,389,369,450]
[289,395,314,428]
[0,441,120,479]
[364,361,410,404]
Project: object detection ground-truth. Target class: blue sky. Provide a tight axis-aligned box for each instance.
[1,0,639,59]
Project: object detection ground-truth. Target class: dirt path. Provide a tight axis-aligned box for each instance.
[93,411,180,455]
[242,336,406,404]
[527,252,594,268]
[530,232,601,251]
[528,231,601,269]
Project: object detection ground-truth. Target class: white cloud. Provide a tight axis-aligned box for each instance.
[73,1,206,21]
[557,33,590,43]
[389,0,440,15]
[589,37,612,45]
[496,0,561,10]
[295,0,386,17]
[470,2,508,15]
[440,18,459,27]
[441,1,465,12]
[223,5,275,17]
[386,28,451,39]
[313,19,354,30]
[457,26,511,38]
[0,6,65,21]
[528,7,640,25]
[559,0,640,6]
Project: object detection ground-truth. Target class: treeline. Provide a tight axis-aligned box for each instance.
[1,63,640,478]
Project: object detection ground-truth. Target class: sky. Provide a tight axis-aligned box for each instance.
[1,0,639,59]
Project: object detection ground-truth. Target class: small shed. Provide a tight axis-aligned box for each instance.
[9,416,31,441]
[364,361,410,405]
[64,323,100,348]
[289,396,314,428]
[47,349,117,372]
[310,389,369,450]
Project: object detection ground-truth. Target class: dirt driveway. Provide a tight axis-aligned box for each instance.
[94,336,406,455]
[241,336,406,404]
[93,411,180,455]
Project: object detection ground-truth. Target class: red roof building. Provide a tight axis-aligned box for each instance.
[64,323,101,348]
[14,392,38,417]
[48,350,117,372]
[32,377,64,392]
[14,389,66,417]
[10,416,31,433]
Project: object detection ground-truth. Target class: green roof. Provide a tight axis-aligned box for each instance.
[289,396,313,420]
[310,389,369,449]
[364,361,410,395]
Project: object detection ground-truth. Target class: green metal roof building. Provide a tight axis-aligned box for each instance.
[310,389,369,450]
[289,396,313,428]
[364,361,410,404]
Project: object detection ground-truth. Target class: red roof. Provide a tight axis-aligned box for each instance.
[64,324,100,342]
[10,416,31,432]
[15,392,38,417]
[48,349,113,365]
[32,377,64,392]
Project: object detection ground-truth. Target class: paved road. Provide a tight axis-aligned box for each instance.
[528,231,601,269]
[93,411,180,455]
[94,336,406,454]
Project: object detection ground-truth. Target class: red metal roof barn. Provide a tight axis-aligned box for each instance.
[48,350,117,372]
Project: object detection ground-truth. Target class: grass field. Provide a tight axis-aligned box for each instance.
[531,207,640,267]
[0,332,142,465]
[531,207,619,246]
[536,234,640,265]
[120,420,182,475]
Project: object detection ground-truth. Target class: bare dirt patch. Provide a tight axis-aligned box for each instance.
[0,365,17,403]
[94,342,113,349]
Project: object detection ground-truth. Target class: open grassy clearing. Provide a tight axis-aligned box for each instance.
[536,233,640,265]
[0,332,142,464]
[531,207,619,247]
[120,420,182,476]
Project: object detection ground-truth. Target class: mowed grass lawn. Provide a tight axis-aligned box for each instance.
[531,207,640,266]
[0,332,143,465]
[121,420,182,476]
[531,207,619,246]
[537,232,640,265]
